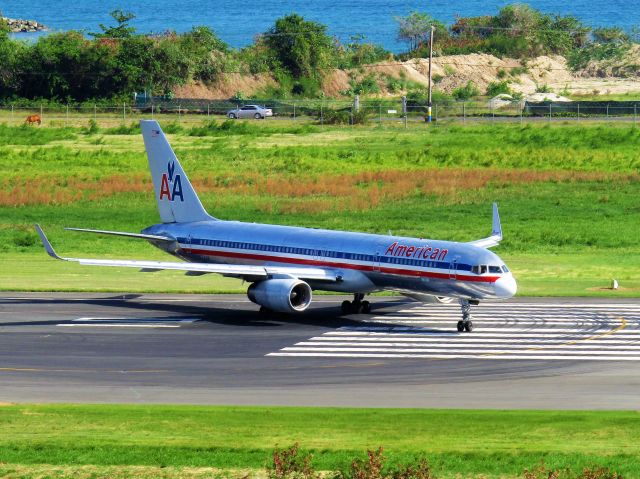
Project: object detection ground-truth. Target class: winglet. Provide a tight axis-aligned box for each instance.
[34,224,64,260]
[491,202,502,240]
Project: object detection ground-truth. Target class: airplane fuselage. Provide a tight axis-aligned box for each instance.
[143,220,517,301]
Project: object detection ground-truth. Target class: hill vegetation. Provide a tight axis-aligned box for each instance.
[0,4,637,102]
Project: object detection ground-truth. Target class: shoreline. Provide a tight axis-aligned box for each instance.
[2,16,47,33]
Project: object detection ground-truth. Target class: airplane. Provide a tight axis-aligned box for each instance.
[35,119,517,332]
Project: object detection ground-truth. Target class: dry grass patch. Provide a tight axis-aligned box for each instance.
[0,464,263,479]
[2,169,632,208]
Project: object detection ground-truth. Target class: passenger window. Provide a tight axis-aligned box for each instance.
[471,265,479,274]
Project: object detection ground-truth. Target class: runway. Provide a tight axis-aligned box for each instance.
[1,293,639,408]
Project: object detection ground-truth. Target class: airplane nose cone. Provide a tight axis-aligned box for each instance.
[494,275,517,298]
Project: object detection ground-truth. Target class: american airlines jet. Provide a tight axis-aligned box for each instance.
[36,120,516,332]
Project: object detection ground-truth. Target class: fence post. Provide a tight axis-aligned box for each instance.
[462,102,466,124]
[122,103,126,122]
[178,105,181,122]
[320,102,324,126]
[379,103,382,123]
[549,103,552,122]
[293,101,296,121]
[606,103,609,120]
[635,104,637,125]
[207,103,210,118]
[151,104,154,119]
[66,103,69,126]
[11,104,13,125]
[577,102,580,122]
[40,104,43,125]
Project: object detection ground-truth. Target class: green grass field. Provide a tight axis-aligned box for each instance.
[1,120,640,295]
[0,404,638,478]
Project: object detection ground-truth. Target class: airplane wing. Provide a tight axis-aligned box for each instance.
[35,225,338,282]
[467,203,503,249]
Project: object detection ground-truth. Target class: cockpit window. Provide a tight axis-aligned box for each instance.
[489,266,502,273]
[472,265,488,274]
[502,265,509,273]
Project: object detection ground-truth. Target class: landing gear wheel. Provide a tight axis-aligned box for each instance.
[361,300,371,314]
[341,300,352,314]
[457,320,465,332]
[464,321,473,332]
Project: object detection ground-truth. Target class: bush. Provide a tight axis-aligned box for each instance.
[486,80,512,97]
[535,83,553,93]
[268,444,317,479]
[452,81,480,100]
[321,108,368,125]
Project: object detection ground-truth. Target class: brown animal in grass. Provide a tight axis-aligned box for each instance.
[25,114,41,126]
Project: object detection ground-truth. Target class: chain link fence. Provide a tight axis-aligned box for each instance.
[1,99,639,128]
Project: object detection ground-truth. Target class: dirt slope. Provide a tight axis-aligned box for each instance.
[176,52,640,99]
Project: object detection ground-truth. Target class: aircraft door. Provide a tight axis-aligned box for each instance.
[449,258,458,280]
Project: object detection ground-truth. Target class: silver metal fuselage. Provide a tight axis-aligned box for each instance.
[143,219,516,301]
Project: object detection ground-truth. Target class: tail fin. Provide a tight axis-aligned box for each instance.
[140,120,215,223]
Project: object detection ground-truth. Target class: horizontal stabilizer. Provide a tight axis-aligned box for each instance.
[65,227,175,243]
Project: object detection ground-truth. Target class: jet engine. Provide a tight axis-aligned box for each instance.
[247,278,313,313]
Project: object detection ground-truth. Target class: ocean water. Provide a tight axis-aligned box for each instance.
[2,0,633,52]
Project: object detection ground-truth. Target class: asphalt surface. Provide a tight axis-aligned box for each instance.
[1,293,640,409]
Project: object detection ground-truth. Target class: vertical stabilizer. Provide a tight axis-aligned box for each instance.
[140,120,214,223]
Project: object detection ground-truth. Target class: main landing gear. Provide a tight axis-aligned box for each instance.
[341,293,371,314]
[457,299,476,332]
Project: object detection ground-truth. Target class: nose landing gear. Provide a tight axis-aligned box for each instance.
[457,299,474,332]
[341,293,371,314]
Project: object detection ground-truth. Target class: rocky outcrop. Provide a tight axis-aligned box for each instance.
[2,17,47,33]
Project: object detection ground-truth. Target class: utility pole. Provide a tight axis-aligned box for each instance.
[427,25,435,123]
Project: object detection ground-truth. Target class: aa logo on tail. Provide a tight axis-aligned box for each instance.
[159,161,184,201]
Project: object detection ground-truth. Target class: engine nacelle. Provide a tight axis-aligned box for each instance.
[247,278,313,313]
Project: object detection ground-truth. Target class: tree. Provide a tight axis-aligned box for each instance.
[395,12,442,52]
[92,9,136,38]
[593,27,629,44]
[178,26,229,82]
[263,14,336,79]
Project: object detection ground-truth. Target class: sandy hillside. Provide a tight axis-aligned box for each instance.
[176,51,640,99]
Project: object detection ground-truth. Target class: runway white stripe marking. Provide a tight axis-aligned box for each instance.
[58,324,181,328]
[268,301,640,361]
[267,352,640,361]
[295,341,640,349]
[55,317,200,328]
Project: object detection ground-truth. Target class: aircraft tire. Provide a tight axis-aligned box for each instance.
[361,300,371,314]
[464,321,473,332]
[457,320,465,332]
[341,300,352,314]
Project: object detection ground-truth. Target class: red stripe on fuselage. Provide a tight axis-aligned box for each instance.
[182,247,500,284]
